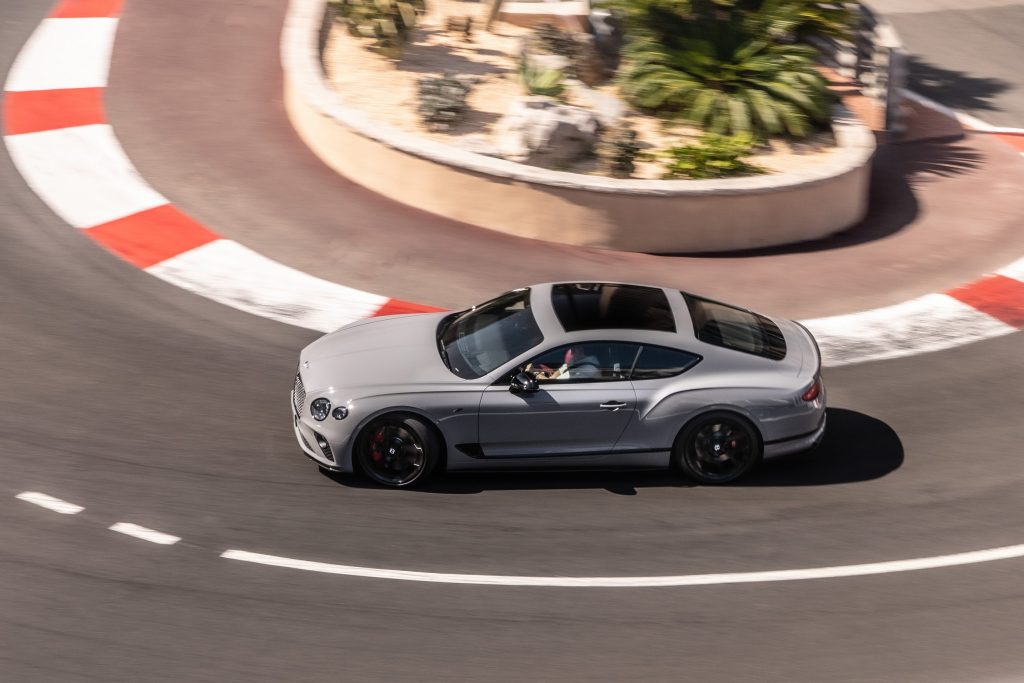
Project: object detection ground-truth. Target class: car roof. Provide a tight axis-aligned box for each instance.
[528,282,698,347]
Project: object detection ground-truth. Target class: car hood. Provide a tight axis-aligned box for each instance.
[298,312,457,392]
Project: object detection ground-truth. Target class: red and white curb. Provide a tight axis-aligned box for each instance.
[2,0,439,333]
[3,0,1023,366]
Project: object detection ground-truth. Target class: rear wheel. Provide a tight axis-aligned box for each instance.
[355,414,439,487]
[673,411,761,485]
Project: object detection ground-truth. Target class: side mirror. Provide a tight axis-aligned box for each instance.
[510,371,539,394]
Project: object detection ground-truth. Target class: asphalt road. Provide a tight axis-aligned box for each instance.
[2,1,1024,681]
[871,0,1024,126]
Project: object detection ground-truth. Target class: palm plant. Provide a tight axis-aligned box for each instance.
[742,0,855,43]
[608,0,854,44]
[608,0,840,138]
[622,34,831,137]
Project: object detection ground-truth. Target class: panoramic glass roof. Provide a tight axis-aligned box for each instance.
[551,283,676,333]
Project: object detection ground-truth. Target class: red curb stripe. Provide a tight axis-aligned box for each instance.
[50,0,124,18]
[372,299,447,317]
[993,133,1024,152]
[2,88,106,136]
[947,275,1024,328]
[86,204,220,268]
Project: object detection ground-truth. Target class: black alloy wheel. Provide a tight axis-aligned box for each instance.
[356,414,439,487]
[674,411,762,484]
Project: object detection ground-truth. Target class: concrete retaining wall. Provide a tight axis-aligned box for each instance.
[282,0,876,253]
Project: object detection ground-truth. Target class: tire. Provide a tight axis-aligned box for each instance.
[354,413,440,487]
[672,411,762,485]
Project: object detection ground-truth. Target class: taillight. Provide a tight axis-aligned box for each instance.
[801,376,822,402]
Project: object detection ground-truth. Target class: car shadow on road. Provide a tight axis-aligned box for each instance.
[322,408,902,494]
[740,407,904,487]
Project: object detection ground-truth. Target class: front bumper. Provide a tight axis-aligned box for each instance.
[291,392,348,471]
[763,412,827,459]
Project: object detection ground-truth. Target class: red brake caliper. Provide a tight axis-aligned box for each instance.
[371,428,385,462]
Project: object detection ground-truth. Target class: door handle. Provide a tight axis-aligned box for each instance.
[599,401,627,411]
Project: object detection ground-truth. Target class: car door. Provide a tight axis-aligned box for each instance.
[615,344,704,452]
[478,342,641,457]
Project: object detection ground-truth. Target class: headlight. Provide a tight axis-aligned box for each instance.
[310,398,331,421]
[332,406,349,420]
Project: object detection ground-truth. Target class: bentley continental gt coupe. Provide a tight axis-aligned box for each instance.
[291,282,825,487]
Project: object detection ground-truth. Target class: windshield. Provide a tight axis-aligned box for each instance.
[437,289,544,379]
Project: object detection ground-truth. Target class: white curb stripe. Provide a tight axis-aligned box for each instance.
[996,257,1024,283]
[803,293,1016,366]
[16,491,84,515]
[900,89,1024,136]
[146,239,389,331]
[955,111,1024,136]
[222,544,1024,587]
[4,124,168,228]
[4,18,118,92]
[109,522,181,545]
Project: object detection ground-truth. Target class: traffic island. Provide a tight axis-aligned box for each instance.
[284,0,875,253]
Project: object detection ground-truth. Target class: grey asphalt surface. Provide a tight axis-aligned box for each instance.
[3,0,1024,681]
[872,0,1024,126]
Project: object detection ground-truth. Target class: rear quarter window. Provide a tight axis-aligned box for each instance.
[682,293,786,361]
[630,346,701,380]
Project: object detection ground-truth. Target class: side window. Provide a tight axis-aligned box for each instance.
[630,345,700,380]
[522,343,641,383]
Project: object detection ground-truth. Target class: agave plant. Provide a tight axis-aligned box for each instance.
[520,60,566,98]
[621,34,832,137]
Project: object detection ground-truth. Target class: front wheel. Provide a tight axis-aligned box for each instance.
[355,414,440,487]
[672,411,762,485]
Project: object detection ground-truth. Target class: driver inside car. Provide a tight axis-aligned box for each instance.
[529,345,601,381]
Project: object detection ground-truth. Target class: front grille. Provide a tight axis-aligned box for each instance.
[293,372,306,414]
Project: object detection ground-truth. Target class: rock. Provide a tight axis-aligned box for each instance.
[494,96,603,168]
[568,83,625,127]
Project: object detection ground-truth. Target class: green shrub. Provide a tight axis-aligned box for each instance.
[607,0,844,137]
[519,60,566,98]
[662,133,767,179]
[417,73,472,131]
[622,36,831,137]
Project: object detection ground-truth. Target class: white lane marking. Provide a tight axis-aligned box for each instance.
[997,257,1024,284]
[109,523,181,545]
[802,293,1016,367]
[4,18,118,92]
[16,491,84,515]
[146,239,389,332]
[222,544,1024,587]
[3,124,168,228]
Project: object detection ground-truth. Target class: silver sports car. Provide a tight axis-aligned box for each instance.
[291,282,825,487]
